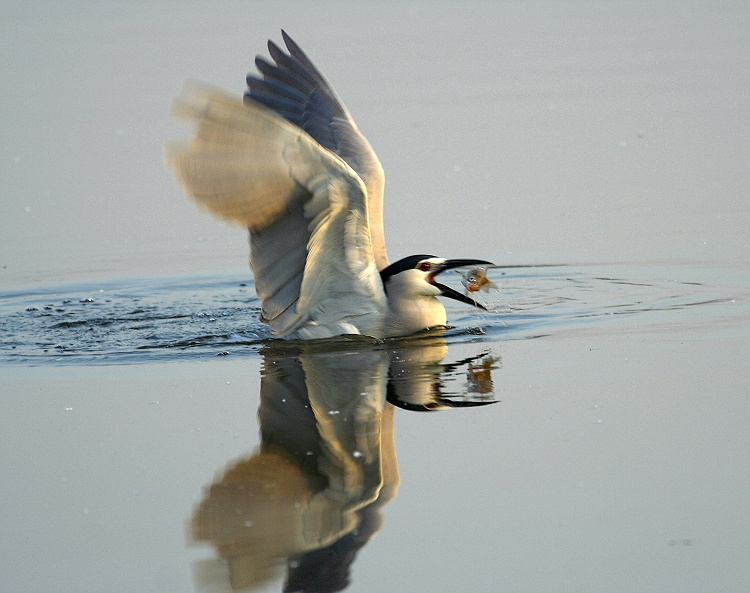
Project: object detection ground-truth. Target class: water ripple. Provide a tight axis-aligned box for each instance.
[1,264,746,365]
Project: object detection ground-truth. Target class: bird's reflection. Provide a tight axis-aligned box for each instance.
[190,336,498,592]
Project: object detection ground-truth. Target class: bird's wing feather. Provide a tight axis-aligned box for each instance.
[167,82,299,229]
[166,82,385,337]
[246,31,388,270]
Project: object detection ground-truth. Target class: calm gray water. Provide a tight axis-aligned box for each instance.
[3,263,748,593]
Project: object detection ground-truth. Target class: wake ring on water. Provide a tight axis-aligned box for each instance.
[0,265,746,365]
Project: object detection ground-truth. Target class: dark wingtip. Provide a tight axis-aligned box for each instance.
[267,38,283,61]
[282,30,303,53]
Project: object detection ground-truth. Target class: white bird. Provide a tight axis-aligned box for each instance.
[166,31,492,339]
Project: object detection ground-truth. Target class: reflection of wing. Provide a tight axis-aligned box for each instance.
[190,340,498,592]
[300,349,390,500]
[246,31,388,271]
[166,82,386,338]
[191,346,396,592]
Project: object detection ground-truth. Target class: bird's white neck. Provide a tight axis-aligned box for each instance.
[383,295,447,337]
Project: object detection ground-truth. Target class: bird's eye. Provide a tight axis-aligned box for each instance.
[418,262,432,272]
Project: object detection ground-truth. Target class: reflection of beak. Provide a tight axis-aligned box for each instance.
[429,259,494,310]
[386,384,499,411]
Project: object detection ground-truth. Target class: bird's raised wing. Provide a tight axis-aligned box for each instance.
[246,31,388,270]
[166,82,386,337]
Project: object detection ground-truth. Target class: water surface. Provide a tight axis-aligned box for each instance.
[2,264,741,365]
[3,263,748,593]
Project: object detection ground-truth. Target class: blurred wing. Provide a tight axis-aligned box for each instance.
[166,82,385,337]
[246,30,388,270]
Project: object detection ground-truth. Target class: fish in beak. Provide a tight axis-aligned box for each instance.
[428,259,494,310]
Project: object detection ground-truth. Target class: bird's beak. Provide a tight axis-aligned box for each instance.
[430,259,494,310]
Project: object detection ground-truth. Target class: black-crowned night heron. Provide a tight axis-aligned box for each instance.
[166,31,492,339]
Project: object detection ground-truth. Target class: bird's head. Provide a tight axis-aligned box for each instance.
[380,255,494,309]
